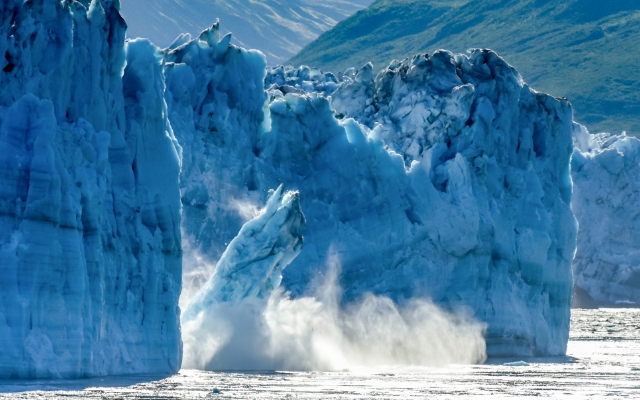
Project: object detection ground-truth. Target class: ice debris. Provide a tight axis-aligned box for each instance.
[504,360,529,367]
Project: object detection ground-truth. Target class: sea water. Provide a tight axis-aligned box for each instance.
[1,309,638,399]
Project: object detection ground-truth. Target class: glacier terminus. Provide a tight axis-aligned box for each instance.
[4,0,637,381]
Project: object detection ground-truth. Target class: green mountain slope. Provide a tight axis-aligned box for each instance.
[290,0,640,134]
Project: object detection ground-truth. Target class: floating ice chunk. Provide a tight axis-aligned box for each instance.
[504,361,529,367]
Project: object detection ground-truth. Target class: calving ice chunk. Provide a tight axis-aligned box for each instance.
[571,124,640,307]
[0,0,182,378]
[169,23,577,358]
[180,186,312,371]
[182,186,306,322]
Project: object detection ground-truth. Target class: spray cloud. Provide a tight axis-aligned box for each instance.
[182,253,487,371]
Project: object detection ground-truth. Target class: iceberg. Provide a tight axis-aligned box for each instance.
[571,124,640,307]
[167,24,577,357]
[0,1,182,378]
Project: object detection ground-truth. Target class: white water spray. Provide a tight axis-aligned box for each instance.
[182,254,486,371]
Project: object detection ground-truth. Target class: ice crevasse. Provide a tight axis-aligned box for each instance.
[0,0,182,378]
[167,23,577,357]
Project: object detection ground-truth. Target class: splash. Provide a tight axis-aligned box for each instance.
[227,197,263,221]
[181,256,486,371]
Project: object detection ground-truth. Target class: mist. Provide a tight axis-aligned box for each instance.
[181,256,487,371]
[180,238,217,311]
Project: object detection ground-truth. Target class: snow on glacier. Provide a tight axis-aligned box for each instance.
[571,124,640,307]
[167,23,577,358]
[0,1,182,378]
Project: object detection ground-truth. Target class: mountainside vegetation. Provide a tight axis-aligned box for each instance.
[291,0,640,135]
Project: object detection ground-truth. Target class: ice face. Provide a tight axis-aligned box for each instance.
[327,52,577,357]
[0,1,182,378]
[168,26,577,357]
[571,124,640,307]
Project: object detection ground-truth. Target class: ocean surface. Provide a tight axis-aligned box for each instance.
[1,309,638,399]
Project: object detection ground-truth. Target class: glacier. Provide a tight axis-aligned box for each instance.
[0,0,182,378]
[0,0,583,376]
[571,124,640,307]
[168,23,577,358]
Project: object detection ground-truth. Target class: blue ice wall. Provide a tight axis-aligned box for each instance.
[0,0,182,378]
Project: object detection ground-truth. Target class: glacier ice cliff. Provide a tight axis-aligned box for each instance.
[572,124,640,307]
[0,0,182,378]
[167,24,577,357]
